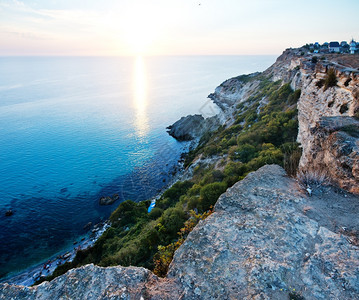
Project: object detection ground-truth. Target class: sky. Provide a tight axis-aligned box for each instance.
[0,0,358,56]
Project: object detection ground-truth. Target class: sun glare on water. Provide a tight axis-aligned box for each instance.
[133,56,149,138]
[133,56,147,111]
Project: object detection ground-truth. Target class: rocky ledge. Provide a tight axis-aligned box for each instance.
[307,116,359,193]
[2,165,358,299]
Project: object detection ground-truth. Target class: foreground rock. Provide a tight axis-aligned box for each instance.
[168,165,359,299]
[2,165,358,299]
[0,264,179,300]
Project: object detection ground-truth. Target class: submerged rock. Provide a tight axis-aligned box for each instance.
[99,194,119,206]
[4,210,13,217]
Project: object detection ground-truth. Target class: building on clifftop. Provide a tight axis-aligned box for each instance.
[329,41,340,53]
[350,39,357,54]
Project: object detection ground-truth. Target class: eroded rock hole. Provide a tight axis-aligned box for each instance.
[344,78,352,87]
[339,103,348,114]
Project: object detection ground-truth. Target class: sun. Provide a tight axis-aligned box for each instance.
[119,4,162,56]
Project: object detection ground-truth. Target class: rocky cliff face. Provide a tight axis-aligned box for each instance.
[267,49,359,193]
[2,165,359,299]
[208,49,359,194]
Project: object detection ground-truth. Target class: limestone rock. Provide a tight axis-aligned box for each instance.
[0,264,179,300]
[167,165,359,299]
[0,264,148,299]
[305,116,359,193]
[259,48,359,194]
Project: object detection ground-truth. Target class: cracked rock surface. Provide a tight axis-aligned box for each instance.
[168,165,359,299]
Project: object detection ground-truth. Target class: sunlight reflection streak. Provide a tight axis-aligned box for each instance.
[133,56,149,138]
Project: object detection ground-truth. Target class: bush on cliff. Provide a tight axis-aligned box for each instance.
[324,68,337,90]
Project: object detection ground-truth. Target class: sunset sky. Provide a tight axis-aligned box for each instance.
[0,0,358,56]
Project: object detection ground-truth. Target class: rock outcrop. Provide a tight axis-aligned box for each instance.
[2,165,359,299]
[207,74,261,125]
[307,116,359,193]
[166,114,220,141]
[260,49,359,193]
[168,165,359,299]
[295,61,359,192]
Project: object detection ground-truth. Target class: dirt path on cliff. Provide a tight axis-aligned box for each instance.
[296,185,359,246]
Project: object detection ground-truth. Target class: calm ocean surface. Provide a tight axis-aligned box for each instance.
[0,55,276,279]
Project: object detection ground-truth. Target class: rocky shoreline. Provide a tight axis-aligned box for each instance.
[1,221,110,287]
[1,149,193,287]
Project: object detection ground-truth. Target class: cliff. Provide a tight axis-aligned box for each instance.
[2,49,359,299]
[2,165,358,299]
[267,49,359,192]
[207,49,359,193]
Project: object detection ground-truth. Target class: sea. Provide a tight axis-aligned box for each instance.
[0,55,276,280]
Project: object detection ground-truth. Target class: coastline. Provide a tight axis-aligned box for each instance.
[1,151,190,287]
[1,221,110,286]
[0,56,276,287]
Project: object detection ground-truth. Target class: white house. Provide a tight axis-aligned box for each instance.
[329,41,340,53]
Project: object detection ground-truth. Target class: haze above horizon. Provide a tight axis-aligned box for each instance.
[0,0,358,56]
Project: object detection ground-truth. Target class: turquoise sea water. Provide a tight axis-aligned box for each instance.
[0,55,276,279]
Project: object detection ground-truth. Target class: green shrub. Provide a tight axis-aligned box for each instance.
[236,143,256,163]
[109,200,147,227]
[158,207,187,242]
[186,195,200,210]
[281,142,302,176]
[187,184,201,196]
[148,207,164,220]
[200,182,227,211]
[288,89,301,105]
[159,181,194,209]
